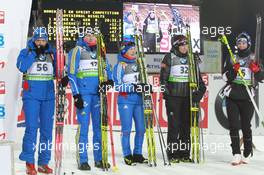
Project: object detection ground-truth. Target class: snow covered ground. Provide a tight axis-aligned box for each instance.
[14,126,264,175]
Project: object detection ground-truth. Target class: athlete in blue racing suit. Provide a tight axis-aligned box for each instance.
[113,37,149,165]
[17,27,56,175]
[67,33,113,170]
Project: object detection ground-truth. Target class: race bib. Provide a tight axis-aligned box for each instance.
[78,60,98,72]
[27,62,53,76]
[170,65,189,77]
[123,72,139,84]
[235,67,252,81]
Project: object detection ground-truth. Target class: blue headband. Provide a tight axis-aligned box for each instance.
[121,43,135,55]
[33,27,48,42]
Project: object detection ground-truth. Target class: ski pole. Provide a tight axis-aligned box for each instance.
[186,24,200,163]
[150,94,171,165]
[108,90,118,171]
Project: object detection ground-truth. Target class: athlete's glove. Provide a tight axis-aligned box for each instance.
[192,90,204,103]
[233,63,240,72]
[73,94,84,109]
[60,76,69,87]
[249,61,260,73]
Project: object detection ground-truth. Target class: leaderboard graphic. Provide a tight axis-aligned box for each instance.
[42,0,123,52]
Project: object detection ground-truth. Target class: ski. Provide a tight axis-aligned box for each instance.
[196,53,205,163]
[131,11,158,167]
[254,14,262,127]
[239,15,263,151]
[54,9,67,175]
[186,24,201,163]
[134,34,170,167]
[96,33,109,171]
[135,34,157,167]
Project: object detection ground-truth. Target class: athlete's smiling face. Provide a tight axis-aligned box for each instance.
[237,41,248,50]
[126,47,136,57]
[179,44,188,54]
[84,34,97,44]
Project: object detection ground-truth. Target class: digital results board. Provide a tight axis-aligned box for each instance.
[41,0,123,52]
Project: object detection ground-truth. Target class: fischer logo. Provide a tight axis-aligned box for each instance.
[0,11,4,24]
[0,81,5,95]
[0,33,4,48]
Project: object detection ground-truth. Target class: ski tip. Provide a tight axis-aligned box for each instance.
[165,161,172,166]
[148,163,153,167]
[231,162,241,166]
[131,162,137,166]
[112,166,119,172]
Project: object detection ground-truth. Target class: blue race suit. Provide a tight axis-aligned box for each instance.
[113,53,145,157]
[17,38,56,165]
[67,38,112,164]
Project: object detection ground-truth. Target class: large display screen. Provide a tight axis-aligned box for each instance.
[123,3,200,53]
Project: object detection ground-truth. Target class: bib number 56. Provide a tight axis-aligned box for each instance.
[37,63,48,71]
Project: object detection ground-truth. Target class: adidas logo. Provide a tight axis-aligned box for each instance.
[84,101,88,107]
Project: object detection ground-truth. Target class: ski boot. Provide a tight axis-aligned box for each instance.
[180,157,193,163]
[170,158,180,164]
[95,160,111,169]
[133,154,148,164]
[231,154,242,166]
[241,151,253,164]
[38,164,53,174]
[26,163,37,175]
[124,155,136,166]
[78,162,91,170]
